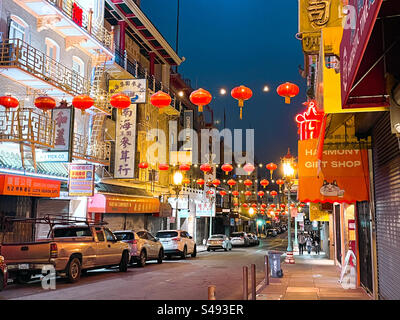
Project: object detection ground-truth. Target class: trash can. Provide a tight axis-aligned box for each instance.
[268,251,283,278]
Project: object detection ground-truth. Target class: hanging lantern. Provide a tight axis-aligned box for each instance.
[244,179,253,187]
[219,190,227,197]
[231,85,253,119]
[232,190,239,196]
[266,163,278,179]
[270,190,278,197]
[138,162,149,169]
[258,191,265,197]
[243,163,255,175]
[277,82,299,104]
[110,93,131,112]
[242,203,249,208]
[182,178,191,185]
[227,179,237,188]
[150,91,171,109]
[72,95,94,114]
[282,211,287,216]
[212,179,221,187]
[221,163,233,175]
[158,163,169,171]
[0,95,19,109]
[276,179,285,191]
[290,203,295,208]
[300,203,305,207]
[207,190,214,195]
[260,179,270,189]
[189,88,212,113]
[34,96,56,112]
[251,203,257,208]
[261,203,267,209]
[270,204,276,208]
[196,178,205,186]
[280,204,286,209]
[179,164,191,172]
[200,163,212,173]
[245,191,252,197]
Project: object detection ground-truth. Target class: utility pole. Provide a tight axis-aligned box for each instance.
[175,0,180,73]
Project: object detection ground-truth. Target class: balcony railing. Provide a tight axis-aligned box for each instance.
[0,109,55,148]
[72,133,111,165]
[48,0,113,51]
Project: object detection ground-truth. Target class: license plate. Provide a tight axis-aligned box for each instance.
[18,264,29,270]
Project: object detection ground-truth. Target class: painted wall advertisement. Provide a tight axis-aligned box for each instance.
[68,164,95,197]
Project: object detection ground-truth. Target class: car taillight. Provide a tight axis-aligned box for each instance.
[50,243,58,258]
[172,237,181,242]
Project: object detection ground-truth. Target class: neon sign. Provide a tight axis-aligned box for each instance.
[295,100,324,140]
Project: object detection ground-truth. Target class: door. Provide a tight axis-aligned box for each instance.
[334,204,342,265]
[136,231,152,257]
[94,227,108,266]
[103,228,121,265]
[146,232,159,258]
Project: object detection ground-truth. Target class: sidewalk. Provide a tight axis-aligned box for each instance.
[256,251,372,300]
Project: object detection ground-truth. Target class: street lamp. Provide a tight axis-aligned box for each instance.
[282,148,296,264]
[173,171,183,229]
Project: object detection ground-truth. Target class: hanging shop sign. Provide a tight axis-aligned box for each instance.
[36,151,69,163]
[109,79,147,104]
[68,164,94,197]
[0,174,60,197]
[183,110,194,151]
[195,200,215,218]
[309,202,330,221]
[298,139,369,203]
[52,106,72,152]
[296,100,324,140]
[340,0,386,109]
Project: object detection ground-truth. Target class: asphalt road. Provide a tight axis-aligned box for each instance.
[0,233,287,300]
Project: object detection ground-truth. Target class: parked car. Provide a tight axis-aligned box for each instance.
[266,229,277,237]
[114,230,164,267]
[276,226,283,234]
[1,218,130,284]
[251,234,260,245]
[0,255,7,291]
[206,234,232,252]
[230,232,250,246]
[247,233,260,246]
[155,230,196,259]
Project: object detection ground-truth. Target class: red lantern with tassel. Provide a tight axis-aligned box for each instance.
[0,95,19,109]
[277,82,299,104]
[221,163,233,175]
[34,96,56,112]
[150,91,171,110]
[232,191,239,197]
[243,163,255,175]
[258,191,265,197]
[260,179,270,188]
[200,163,212,173]
[196,178,205,187]
[270,190,278,197]
[158,163,169,171]
[110,93,131,112]
[227,179,237,188]
[212,179,221,187]
[138,162,149,169]
[189,88,212,113]
[244,179,253,187]
[266,163,277,179]
[179,164,191,172]
[72,95,94,114]
[231,85,253,119]
[245,191,252,197]
[182,178,191,185]
[219,190,227,197]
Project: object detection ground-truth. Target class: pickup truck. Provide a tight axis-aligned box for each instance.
[1,224,130,283]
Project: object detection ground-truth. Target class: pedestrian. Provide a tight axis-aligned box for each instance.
[305,235,313,254]
[314,234,321,255]
[298,232,306,255]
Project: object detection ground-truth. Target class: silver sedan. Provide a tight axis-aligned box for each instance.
[206,234,233,252]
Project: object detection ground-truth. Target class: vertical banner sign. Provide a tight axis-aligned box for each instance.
[68,164,94,197]
[114,105,137,179]
[183,110,193,151]
[72,3,83,27]
[52,107,72,154]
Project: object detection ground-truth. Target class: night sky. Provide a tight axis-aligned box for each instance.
[141,0,306,167]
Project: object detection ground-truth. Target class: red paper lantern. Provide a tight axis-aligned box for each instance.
[261,204,267,209]
[110,93,131,110]
[280,204,286,208]
[189,88,212,113]
[72,95,94,114]
[242,203,249,208]
[231,85,253,119]
[219,190,227,197]
[212,179,221,187]
[207,190,214,195]
[138,162,149,169]
[290,203,295,208]
[260,179,270,188]
[232,191,239,196]
[243,163,255,175]
[277,82,299,104]
[276,179,285,186]
[150,91,171,109]
[234,203,239,207]
[179,164,191,172]
[196,178,205,186]
[270,190,278,197]
[300,203,305,207]
[158,163,169,171]
[34,96,56,112]
[270,204,276,208]
[200,163,212,173]
[245,191,252,196]
[244,179,253,187]
[251,203,257,208]
[266,163,278,179]
[0,95,19,109]
[258,191,265,197]
[182,178,191,185]
[221,163,233,175]
[227,179,237,188]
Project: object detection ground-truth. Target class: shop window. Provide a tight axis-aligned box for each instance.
[72,56,85,77]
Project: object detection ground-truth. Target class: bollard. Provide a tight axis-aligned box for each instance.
[242,266,248,300]
[264,255,270,285]
[208,285,216,300]
[250,264,256,300]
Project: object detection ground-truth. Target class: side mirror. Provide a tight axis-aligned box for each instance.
[154,237,159,242]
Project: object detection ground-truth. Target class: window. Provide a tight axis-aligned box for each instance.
[114,232,134,241]
[45,38,60,61]
[156,231,178,238]
[9,16,27,42]
[180,231,187,238]
[104,228,116,241]
[96,229,105,242]
[72,56,85,77]
[147,233,155,241]
[53,227,91,238]
[137,231,148,240]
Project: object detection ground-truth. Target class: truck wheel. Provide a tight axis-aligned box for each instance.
[0,273,4,291]
[16,272,31,284]
[66,257,81,283]
[157,249,164,264]
[137,250,147,267]
[119,251,129,272]
[191,245,197,258]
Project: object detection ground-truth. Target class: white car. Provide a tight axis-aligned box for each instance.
[207,234,232,252]
[155,230,196,259]
[230,232,250,246]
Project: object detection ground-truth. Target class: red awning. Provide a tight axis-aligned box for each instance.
[88,193,160,214]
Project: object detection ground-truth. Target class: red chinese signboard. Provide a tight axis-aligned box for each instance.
[0,174,60,197]
[295,100,324,140]
[72,3,83,27]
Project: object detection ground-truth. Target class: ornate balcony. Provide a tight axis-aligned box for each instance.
[72,133,111,166]
[0,109,55,148]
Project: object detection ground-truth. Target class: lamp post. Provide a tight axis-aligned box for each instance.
[173,171,183,230]
[282,149,296,264]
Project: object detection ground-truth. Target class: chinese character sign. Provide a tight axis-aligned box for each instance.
[68,164,94,197]
[109,79,147,104]
[114,105,137,179]
[52,108,72,152]
[72,3,83,27]
[295,100,324,140]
